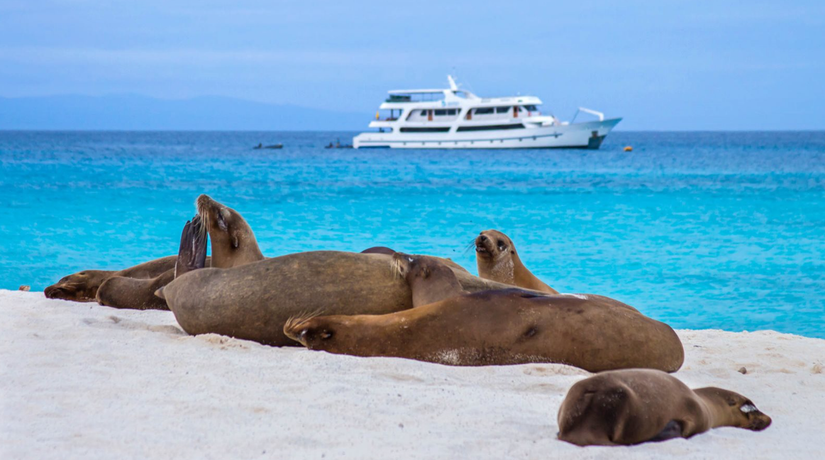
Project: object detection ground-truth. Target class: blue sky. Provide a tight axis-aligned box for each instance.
[1,0,823,130]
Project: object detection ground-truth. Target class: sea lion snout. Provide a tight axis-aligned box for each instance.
[749,412,772,431]
[474,234,493,255]
[44,285,70,299]
[741,403,772,431]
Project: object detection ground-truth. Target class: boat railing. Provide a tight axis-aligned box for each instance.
[571,107,605,123]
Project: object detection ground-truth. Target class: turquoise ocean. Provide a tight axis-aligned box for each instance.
[1,131,823,338]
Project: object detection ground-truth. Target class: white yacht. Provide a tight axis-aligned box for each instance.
[353,76,621,149]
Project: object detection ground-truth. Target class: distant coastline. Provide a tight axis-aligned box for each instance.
[0,94,366,131]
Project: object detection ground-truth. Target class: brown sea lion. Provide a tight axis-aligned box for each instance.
[158,241,517,346]
[474,230,557,294]
[557,369,772,446]
[361,246,396,255]
[95,269,176,310]
[391,252,468,307]
[283,255,682,372]
[193,194,264,270]
[44,255,177,302]
[97,193,264,310]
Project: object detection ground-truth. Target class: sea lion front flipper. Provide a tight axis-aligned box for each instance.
[175,216,208,279]
[647,420,684,443]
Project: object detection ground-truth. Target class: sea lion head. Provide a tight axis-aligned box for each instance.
[696,387,772,431]
[283,312,341,351]
[44,270,111,302]
[392,252,465,307]
[475,230,516,262]
[195,194,262,267]
[391,252,435,281]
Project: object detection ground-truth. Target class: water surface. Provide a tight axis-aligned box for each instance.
[1,131,823,337]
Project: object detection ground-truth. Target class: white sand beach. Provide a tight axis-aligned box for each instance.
[2,289,823,459]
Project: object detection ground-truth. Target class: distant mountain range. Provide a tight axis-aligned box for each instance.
[0,95,366,130]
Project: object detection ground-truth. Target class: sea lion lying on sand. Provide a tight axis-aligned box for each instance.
[158,223,518,346]
[44,255,177,302]
[284,254,683,372]
[557,369,771,446]
[96,194,265,310]
[474,230,557,294]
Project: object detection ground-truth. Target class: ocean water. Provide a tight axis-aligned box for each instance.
[1,131,823,338]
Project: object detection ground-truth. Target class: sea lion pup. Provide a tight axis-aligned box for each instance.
[557,369,772,446]
[474,230,557,294]
[283,258,683,371]
[44,255,177,302]
[195,194,264,269]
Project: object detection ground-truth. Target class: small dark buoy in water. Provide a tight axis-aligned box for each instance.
[624,146,633,152]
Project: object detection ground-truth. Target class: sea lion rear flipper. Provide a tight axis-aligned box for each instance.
[647,420,684,443]
[175,216,208,279]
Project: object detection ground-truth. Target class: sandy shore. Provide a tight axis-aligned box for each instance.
[1,290,823,459]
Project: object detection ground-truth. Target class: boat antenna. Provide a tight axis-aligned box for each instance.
[447,74,458,91]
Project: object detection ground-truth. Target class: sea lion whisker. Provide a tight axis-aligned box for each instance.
[391,256,402,280]
[285,307,326,332]
[463,239,476,254]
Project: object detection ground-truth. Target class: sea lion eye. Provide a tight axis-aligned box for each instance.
[320,330,333,340]
[497,241,506,250]
[217,209,229,231]
[740,403,757,413]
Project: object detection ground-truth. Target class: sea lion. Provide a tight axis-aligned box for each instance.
[391,252,468,307]
[44,255,177,302]
[96,193,263,310]
[194,194,264,269]
[158,227,518,346]
[361,246,396,255]
[557,369,772,446]
[283,255,682,372]
[95,269,176,310]
[474,230,557,294]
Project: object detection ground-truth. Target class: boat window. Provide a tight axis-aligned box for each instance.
[386,94,411,103]
[475,107,494,115]
[456,123,525,132]
[524,105,539,111]
[400,127,451,133]
[420,110,428,117]
[434,109,447,116]
[495,106,511,114]
[386,92,445,103]
[447,109,457,115]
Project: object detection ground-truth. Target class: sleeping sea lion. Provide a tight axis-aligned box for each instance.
[474,230,557,294]
[557,369,772,446]
[283,255,683,372]
[44,255,177,302]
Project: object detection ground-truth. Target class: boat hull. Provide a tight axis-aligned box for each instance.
[353,118,621,150]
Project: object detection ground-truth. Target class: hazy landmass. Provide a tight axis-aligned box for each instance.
[0,95,366,130]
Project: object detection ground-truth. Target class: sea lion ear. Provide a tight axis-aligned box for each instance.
[422,266,431,278]
[232,234,239,248]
